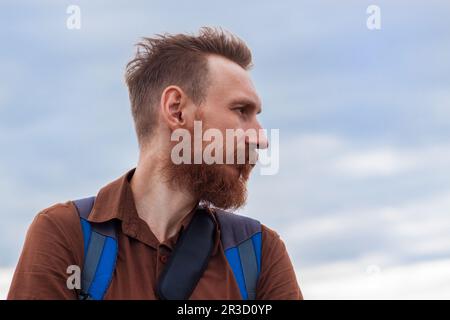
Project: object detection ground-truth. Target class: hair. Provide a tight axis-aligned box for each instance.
[125,27,253,147]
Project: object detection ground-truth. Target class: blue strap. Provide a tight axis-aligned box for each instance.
[81,230,106,293]
[215,209,262,300]
[224,232,262,300]
[73,197,118,300]
[86,234,117,299]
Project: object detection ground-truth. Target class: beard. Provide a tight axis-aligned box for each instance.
[161,160,253,210]
[160,119,255,210]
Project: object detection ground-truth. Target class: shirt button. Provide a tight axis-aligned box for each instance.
[160,255,168,263]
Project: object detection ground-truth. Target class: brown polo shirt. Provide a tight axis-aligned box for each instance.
[7,169,303,300]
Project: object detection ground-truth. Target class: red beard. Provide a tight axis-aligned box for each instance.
[161,158,253,211]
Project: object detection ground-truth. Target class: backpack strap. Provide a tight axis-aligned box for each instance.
[73,196,261,300]
[214,209,262,300]
[73,196,118,300]
[156,207,216,300]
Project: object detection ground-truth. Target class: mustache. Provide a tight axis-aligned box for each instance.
[235,162,254,181]
[227,146,259,165]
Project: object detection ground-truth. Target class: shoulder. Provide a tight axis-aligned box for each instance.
[213,208,261,230]
[26,201,84,259]
[260,224,282,244]
[8,201,84,300]
[257,224,303,299]
[260,224,279,236]
[260,223,293,262]
[212,208,282,245]
[31,201,81,234]
[212,208,261,250]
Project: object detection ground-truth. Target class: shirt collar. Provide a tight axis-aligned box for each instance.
[87,168,221,255]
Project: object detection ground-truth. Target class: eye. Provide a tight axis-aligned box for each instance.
[235,107,246,115]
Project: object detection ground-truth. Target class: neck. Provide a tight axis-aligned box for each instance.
[130,150,198,243]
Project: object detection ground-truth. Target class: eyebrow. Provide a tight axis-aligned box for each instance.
[229,98,262,115]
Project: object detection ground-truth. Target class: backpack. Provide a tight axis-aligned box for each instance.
[73,196,262,300]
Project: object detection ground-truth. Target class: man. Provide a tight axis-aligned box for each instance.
[8,27,303,300]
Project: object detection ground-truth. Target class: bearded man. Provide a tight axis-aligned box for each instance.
[8,27,302,300]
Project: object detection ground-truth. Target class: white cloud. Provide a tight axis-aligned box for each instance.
[299,258,450,299]
[334,148,417,177]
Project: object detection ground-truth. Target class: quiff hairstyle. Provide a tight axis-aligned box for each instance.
[125,27,253,147]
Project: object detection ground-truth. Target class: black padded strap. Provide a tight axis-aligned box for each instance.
[156,207,215,300]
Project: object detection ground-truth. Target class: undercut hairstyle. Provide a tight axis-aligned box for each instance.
[125,27,253,147]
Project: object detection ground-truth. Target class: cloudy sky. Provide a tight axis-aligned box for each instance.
[1,0,450,299]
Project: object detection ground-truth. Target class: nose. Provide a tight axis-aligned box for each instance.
[246,121,269,150]
[257,130,269,149]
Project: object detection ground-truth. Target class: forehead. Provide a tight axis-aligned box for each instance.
[205,55,261,106]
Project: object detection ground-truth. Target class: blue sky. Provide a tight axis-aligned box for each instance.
[1,0,450,298]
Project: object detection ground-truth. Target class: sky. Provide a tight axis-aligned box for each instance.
[1,0,450,299]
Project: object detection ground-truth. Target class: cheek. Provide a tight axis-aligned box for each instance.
[202,109,241,131]
[200,109,246,155]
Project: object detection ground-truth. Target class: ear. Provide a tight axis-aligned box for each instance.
[160,86,189,130]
